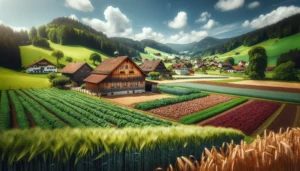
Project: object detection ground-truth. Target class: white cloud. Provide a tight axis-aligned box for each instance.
[167,30,208,44]
[82,6,132,37]
[168,12,188,29]
[69,14,78,21]
[242,6,300,28]
[135,27,164,42]
[248,1,260,9]
[195,12,211,23]
[215,0,244,11]
[202,19,218,29]
[65,0,94,12]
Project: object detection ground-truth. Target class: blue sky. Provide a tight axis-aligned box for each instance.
[0,0,300,44]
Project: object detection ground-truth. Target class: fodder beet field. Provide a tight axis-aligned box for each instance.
[203,100,281,135]
[0,88,172,129]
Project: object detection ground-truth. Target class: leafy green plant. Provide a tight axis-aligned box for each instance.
[0,90,11,129]
[134,93,209,111]
[158,85,201,95]
[8,90,29,129]
[179,98,248,124]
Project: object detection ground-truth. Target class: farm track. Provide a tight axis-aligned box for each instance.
[267,104,298,132]
[197,100,254,126]
[8,93,18,128]
[24,109,36,127]
[20,90,69,126]
[191,81,300,93]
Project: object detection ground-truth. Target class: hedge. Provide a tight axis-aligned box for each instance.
[134,93,209,111]
[158,85,201,95]
[179,98,248,124]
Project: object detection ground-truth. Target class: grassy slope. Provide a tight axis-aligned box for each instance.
[206,33,300,66]
[139,46,173,67]
[20,41,110,68]
[0,67,50,89]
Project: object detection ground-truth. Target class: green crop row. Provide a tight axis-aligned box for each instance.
[179,98,249,124]
[15,90,66,129]
[8,90,29,129]
[158,85,201,95]
[134,93,209,111]
[0,90,11,129]
[41,88,172,127]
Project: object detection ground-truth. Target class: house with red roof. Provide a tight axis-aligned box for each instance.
[61,62,93,85]
[25,58,57,74]
[84,56,147,96]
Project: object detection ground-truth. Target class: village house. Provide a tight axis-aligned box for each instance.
[226,66,246,73]
[238,60,249,67]
[61,62,93,85]
[25,58,57,74]
[84,56,147,96]
[172,63,189,75]
[140,60,170,77]
[218,62,233,69]
[194,62,207,69]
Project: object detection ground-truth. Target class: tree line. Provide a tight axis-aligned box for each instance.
[194,14,300,57]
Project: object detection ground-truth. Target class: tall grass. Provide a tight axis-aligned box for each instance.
[0,126,244,171]
[161,128,300,171]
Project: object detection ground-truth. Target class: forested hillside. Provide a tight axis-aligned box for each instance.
[193,14,300,57]
[0,25,29,69]
[45,17,140,58]
[110,37,145,53]
[141,39,178,54]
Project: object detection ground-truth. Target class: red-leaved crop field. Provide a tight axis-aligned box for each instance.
[203,100,281,135]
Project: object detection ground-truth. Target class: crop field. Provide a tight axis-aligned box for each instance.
[149,94,234,120]
[203,100,281,135]
[0,88,172,129]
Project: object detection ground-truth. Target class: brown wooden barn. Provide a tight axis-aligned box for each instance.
[140,60,170,77]
[84,56,147,96]
[61,62,93,85]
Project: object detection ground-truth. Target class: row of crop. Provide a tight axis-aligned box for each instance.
[134,93,209,111]
[25,89,109,128]
[8,91,29,129]
[158,85,201,96]
[15,90,66,129]
[22,90,84,127]
[203,100,281,135]
[0,126,245,171]
[0,90,11,129]
[166,83,300,103]
[179,98,248,124]
[41,88,172,127]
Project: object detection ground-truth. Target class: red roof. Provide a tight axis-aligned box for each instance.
[232,66,245,71]
[84,74,108,84]
[61,62,91,74]
[25,58,56,69]
[172,63,186,69]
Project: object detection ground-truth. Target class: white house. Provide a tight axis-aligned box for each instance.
[25,58,57,74]
[172,63,189,75]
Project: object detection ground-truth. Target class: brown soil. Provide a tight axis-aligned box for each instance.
[191,81,300,93]
[233,80,300,89]
[197,100,253,126]
[8,94,18,129]
[24,110,36,127]
[266,104,298,132]
[20,90,69,126]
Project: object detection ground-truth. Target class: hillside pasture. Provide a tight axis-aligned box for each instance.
[0,67,50,90]
[20,41,110,68]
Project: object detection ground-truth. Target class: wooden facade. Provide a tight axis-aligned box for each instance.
[140,60,170,77]
[61,63,93,85]
[84,56,146,96]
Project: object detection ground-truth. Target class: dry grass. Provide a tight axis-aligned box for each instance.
[158,128,300,171]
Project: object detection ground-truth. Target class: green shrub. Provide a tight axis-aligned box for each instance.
[81,84,86,89]
[52,75,71,87]
[273,61,298,81]
[32,37,50,49]
[158,85,201,95]
[134,93,209,110]
[149,72,160,80]
[0,90,11,129]
[179,98,248,124]
[47,73,57,82]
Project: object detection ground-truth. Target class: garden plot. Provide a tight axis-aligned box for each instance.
[149,95,234,120]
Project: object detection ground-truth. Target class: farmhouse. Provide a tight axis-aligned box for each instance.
[84,56,147,96]
[172,63,189,75]
[226,66,245,73]
[218,62,232,69]
[61,62,93,85]
[140,60,170,77]
[194,62,207,69]
[25,58,57,74]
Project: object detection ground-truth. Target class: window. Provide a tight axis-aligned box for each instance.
[130,65,134,70]
[117,82,120,88]
[111,82,114,88]
[124,82,127,87]
[120,66,123,70]
[125,65,128,69]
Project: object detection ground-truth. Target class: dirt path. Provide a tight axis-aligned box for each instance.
[8,94,18,129]
[21,90,69,126]
[197,100,253,126]
[266,104,298,133]
[24,110,36,127]
[232,80,300,89]
[190,81,300,93]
